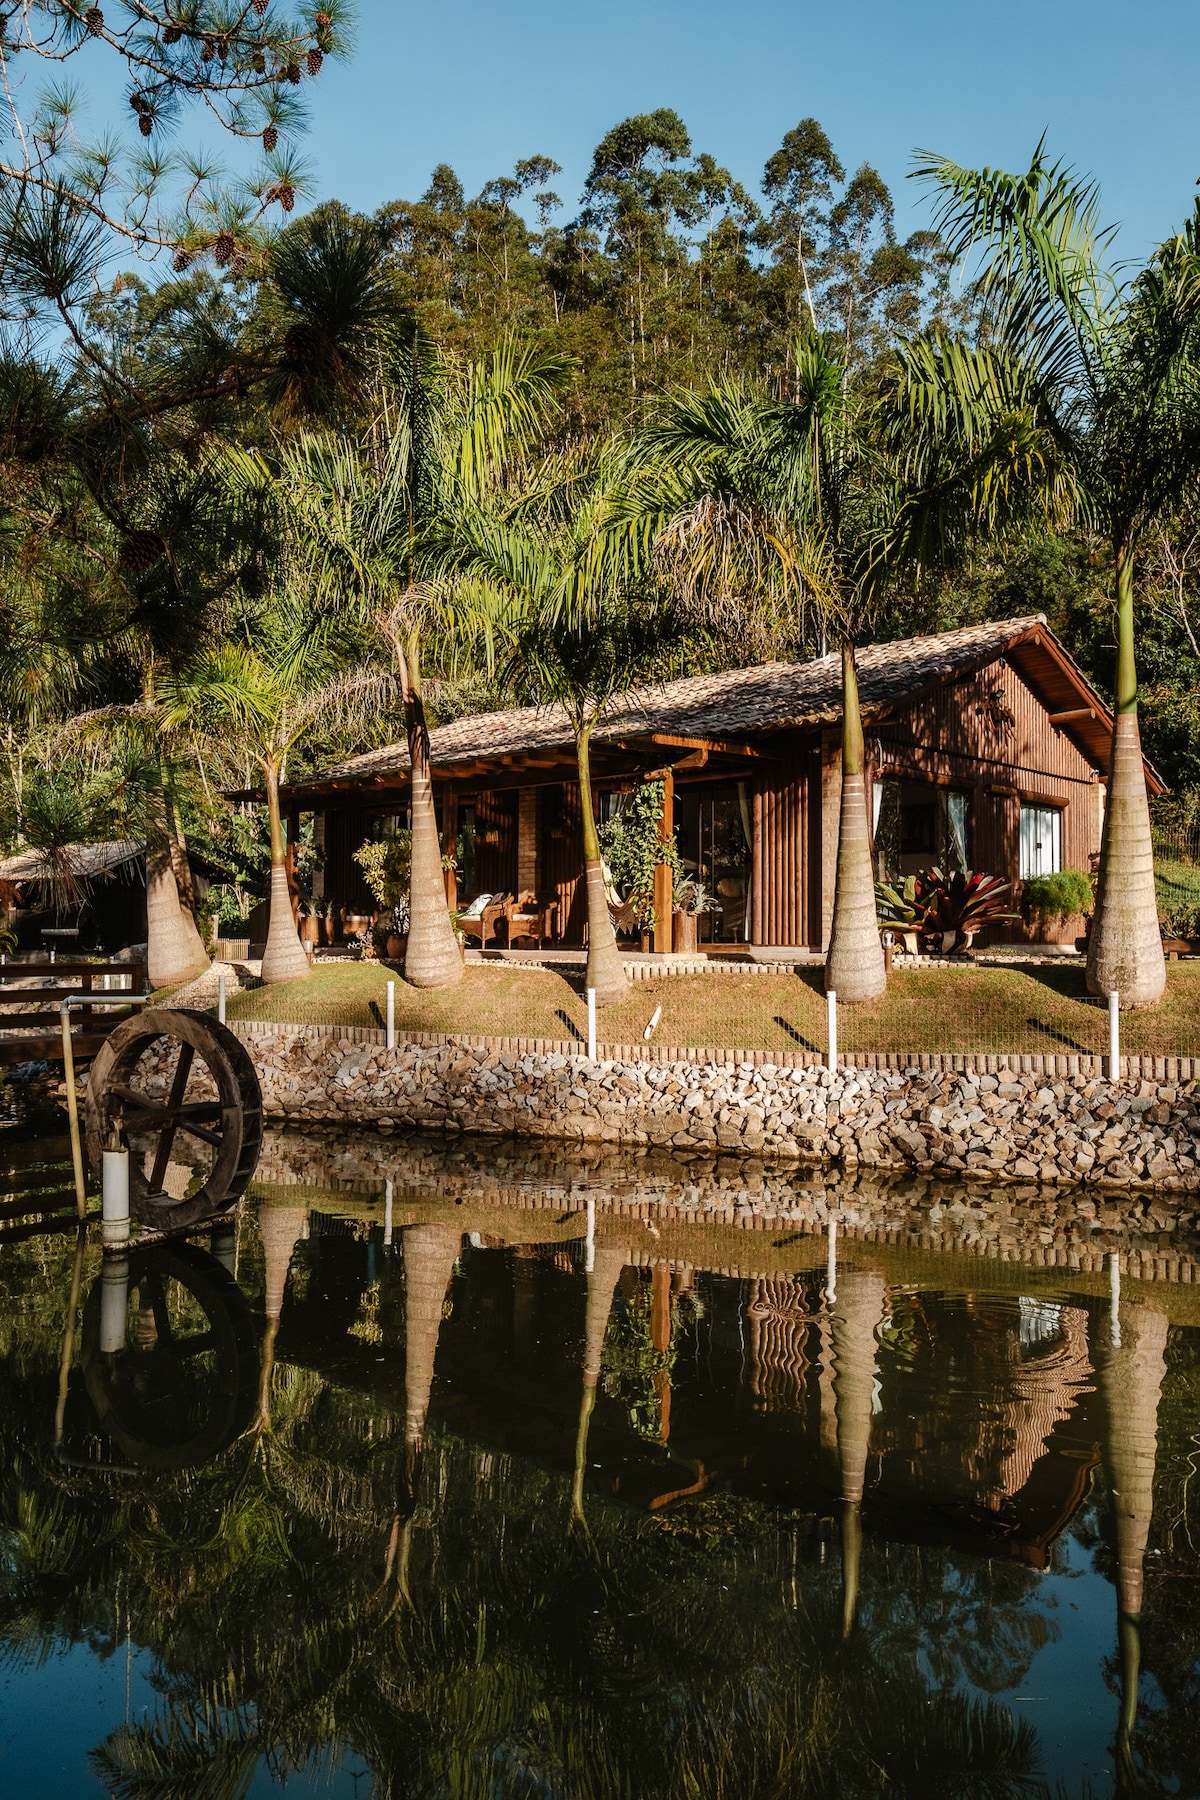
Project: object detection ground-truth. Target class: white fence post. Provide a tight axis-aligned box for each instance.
[217,965,226,1025]
[386,980,396,1050]
[587,987,597,1061]
[1109,1248,1122,1346]
[826,989,838,1073]
[585,1196,596,1272]
[1108,990,1120,1081]
[384,1176,394,1248]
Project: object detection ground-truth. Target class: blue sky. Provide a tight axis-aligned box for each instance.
[300,0,1200,262]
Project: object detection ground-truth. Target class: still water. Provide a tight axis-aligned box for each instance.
[2,1129,1199,1798]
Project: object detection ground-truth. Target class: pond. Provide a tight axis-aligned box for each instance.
[1,1128,1199,1797]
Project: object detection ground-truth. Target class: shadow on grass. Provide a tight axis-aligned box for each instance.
[773,1016,821,1054]
[556,1008,584,1042]
[1027,1017,1092,1054]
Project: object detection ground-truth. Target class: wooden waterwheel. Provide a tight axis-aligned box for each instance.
[84,1009,263,1232]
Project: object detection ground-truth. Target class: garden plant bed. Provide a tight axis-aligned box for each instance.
[214,958,1200,1062]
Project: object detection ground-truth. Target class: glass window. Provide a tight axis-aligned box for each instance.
[873,779,971,879]
[1019,804,1062,878]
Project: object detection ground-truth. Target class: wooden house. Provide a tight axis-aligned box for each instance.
[284,614,1161,952]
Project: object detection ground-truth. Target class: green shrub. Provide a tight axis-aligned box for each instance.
[1020,868,1093,924]
[598,783,682,929]
[1161,900,1200,940]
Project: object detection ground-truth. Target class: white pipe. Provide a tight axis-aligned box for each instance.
[384,1176,394,1248]
[1108,990,1120,1081]
[825,1214,838,1304]
[587,987,597,1061]
[1110,1249,1122,1347]
[99,1254,130,1354]
[585,1196,595,1273]
[101,1145,130,1248]
[386,979,396,1050]
[217,964,226,1025]
[643,1003,663,1042]
[826,989,838,1072]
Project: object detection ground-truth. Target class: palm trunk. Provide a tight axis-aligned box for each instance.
[1097,1301,1167,1787]
[260,760,311,985]
[573,1244,626,1523]
[145,823,209,990]
[579,723,626,1006]
[402,1223,461,1462]
[162,769,207,968]
[1087,549,1165,1008]
[831,1266,886,1636]
[400,638,462,990]
[826,642,886,1003]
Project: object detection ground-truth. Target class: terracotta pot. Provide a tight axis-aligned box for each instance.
[673,909,698,955]
[386,933,407,961]
[299,915,319,946]
[639,930,653,954]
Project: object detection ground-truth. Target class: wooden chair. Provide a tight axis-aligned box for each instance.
[504,891,558,948]
[458,892,510,950]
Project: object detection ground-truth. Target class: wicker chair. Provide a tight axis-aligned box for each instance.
[458,892,510,950]
[504,891,558,948]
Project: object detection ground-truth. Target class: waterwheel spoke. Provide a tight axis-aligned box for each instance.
[148,1044,195,1195]
[108,1083,221,1130]
[173,1117,224,1150]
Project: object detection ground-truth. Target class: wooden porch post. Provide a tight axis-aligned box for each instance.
[285,805,301,924]
[652,770,675,954]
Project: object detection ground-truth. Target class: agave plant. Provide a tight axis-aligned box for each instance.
[923,869,1018,950]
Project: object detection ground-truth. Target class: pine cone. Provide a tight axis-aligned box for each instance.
[262,123,277,151]
[200,36,214,61]
[251,52,266,72]
[163,24,182,44]
[285,61,301,82]
[315,11,332,25]
[217,38,228,62]
[277,183,295,213]
[117,531,164,572]
[172,247,192,272]
[138,113,152,136]
[306,47,322,75]
[213,230,235,266]
[253,0,269,11]
[85,8,103,33]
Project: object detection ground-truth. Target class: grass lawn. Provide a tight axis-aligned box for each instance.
[221,957,1200,1060]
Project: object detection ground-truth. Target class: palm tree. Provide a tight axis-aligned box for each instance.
[464,458,687,1005]
[160,613,392,985]
[907,146,1200,1006]
[638,352,892,1002]
[229,337,571,990]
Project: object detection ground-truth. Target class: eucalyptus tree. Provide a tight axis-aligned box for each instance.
[159,602,393,984]
[904,146,1200,1006]
[229,335,570,989]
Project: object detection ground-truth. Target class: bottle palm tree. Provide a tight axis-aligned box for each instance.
[906,145,1200,1006]
[462,456,689,1005]
[636,350,892,1002]
[229,337,571,989]
[160,609,392,984]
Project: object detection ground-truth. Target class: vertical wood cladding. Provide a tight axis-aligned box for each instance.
[753,760,808,946]
[539,781,585,944]
[473,789,517,895]
[322,805,376,912]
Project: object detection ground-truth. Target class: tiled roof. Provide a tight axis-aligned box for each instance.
[298,615,1051,788]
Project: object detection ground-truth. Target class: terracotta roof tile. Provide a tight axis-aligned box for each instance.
[300,614,1049,787]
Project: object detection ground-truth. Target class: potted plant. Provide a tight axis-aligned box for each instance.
[1020,869,1094,943]
[1160,901,1200,958]
[672,878,713,954]
[921,868,1019,952]
[353,834,412,960]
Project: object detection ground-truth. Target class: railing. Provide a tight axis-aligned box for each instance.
[0,961,145,1066]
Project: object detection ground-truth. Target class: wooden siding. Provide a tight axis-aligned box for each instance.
[322,804,378,913]
[539,781,585,944]
[473,789,518,896]
[753,761,810,946]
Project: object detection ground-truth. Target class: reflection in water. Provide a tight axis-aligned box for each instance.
[2,1133,1200,1796]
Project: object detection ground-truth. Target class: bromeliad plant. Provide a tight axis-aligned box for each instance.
[922,869,1018,950]
[874,873,935,950]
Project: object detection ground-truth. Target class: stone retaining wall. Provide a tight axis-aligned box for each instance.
[230,1021,1200,1191]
